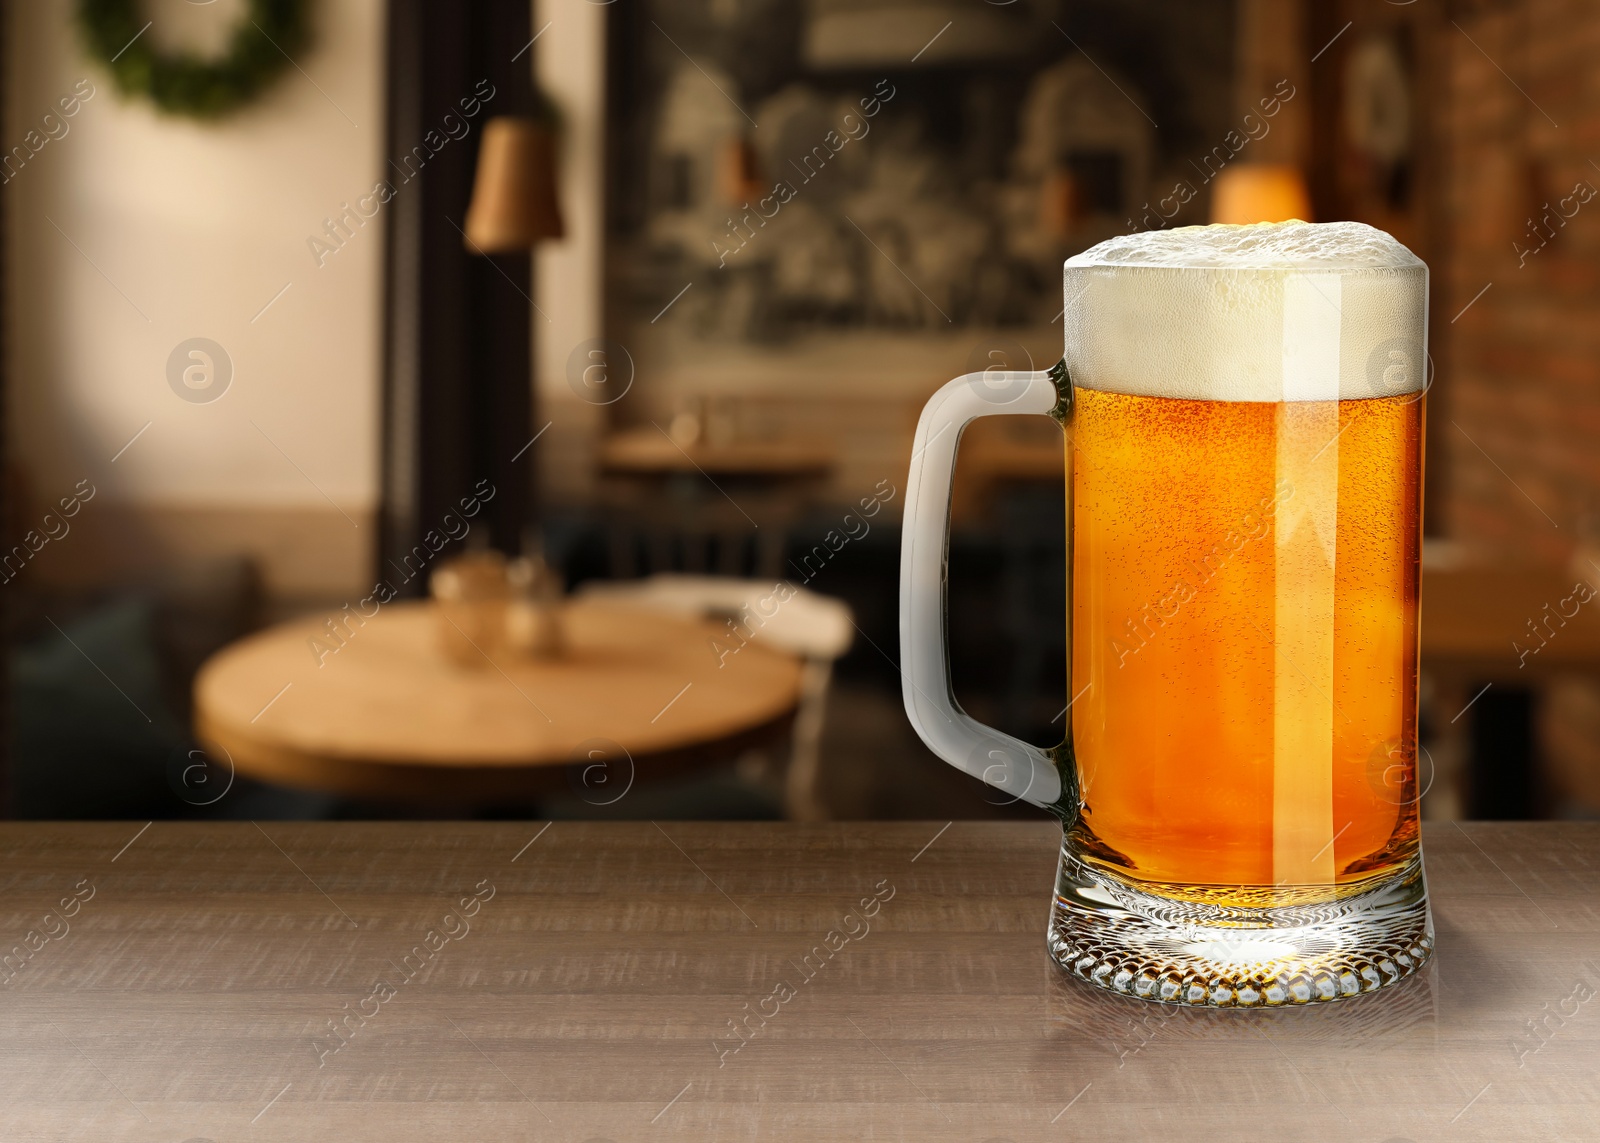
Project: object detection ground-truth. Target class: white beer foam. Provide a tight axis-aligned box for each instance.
[1062,221,1427,402]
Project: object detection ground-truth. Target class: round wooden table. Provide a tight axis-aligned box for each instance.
[193,599,803,804]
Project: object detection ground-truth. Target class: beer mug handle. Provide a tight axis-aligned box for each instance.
[900,370,1064,810]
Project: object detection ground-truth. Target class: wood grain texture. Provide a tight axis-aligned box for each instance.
[193,600,803,801]
[0,821,1595,1142]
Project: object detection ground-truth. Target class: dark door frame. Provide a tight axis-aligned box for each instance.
[379,0,539,595]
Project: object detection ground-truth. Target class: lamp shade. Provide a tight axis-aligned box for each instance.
[464,117,564,252]
[1209,163,1312,225]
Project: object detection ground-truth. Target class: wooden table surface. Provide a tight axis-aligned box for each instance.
[1421,565,1600,674]
[193,600,803,803]
[1,820,1595,1142]
[1415,567,1600,818]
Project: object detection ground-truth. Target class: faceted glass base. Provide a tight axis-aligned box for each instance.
[1047,845,1433,1007]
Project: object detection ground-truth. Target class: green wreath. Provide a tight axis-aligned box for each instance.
[77,0,311,120]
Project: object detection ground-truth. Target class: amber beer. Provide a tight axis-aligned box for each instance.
[1061,224,1429,904]
[1069,388,1423,894]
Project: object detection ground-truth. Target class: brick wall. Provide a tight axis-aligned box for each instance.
[1428,0,1600,815]
[1437,0,1600,565]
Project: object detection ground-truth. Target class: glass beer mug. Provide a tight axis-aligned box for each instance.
[901,221,1433,1006]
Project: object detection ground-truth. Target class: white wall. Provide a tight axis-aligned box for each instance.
[534,0,607,505]
[5,0,384,590]
[535,0,605,396]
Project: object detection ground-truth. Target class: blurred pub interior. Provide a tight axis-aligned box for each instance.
[2,0,1598,823]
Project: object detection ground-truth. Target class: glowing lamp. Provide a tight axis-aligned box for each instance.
[1210,163,1312,225]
